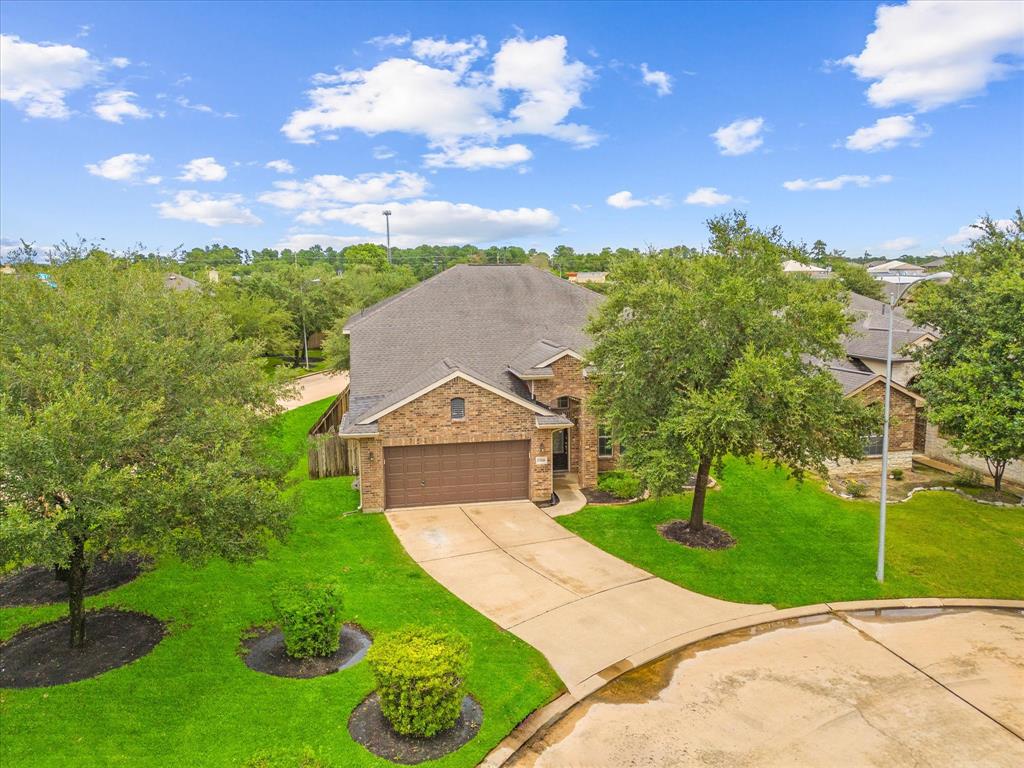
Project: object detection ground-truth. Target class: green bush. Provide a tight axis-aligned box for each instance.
[890,468,904,481]
[367,628,470,738]
[844,479,868,498]
[953,468,984,488]
[271,581,343,659]
[597,470,642,500]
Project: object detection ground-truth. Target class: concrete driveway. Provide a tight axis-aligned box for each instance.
[385,500,773,697]
[511,607,1024,767]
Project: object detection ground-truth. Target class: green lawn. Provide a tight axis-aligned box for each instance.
[0,400,561,768]
[560,457,1024,608]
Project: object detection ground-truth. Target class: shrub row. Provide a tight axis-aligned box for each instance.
[597,470,642,500]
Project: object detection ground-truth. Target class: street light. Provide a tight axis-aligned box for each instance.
[382,209,392,265]
[875,272,949,582]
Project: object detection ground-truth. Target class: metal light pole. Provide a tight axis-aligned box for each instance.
[383,209,392,264]
[876,272,947,582]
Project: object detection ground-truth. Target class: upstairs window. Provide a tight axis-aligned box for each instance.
[556,396,570,408]
[598,425,614,457]
[451,397,466,420]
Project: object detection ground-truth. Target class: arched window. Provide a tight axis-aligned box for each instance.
[451,397,466,420]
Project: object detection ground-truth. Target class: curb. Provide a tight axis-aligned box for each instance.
[481,596,1024,767]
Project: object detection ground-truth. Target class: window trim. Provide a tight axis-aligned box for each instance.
[450,397,466,421]
[598,424,614,458]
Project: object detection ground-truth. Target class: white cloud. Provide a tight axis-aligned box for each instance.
[844,114,931,152]
[640,63,672,96]
[840,0,1024,111]
[411,35,487,75]
[711,117,765,156]
[258,171,428,210]
[111,57,130,69]
[373,145,396,160]
[178,157,228,182]
[300,200,559,246]
[265,159,295,174]
[0,34,102,118]
[85,152,155,182]
[155,191,261,227]
[282,34,596,156]
[684,187,733,206]
[880,236,918,251]
[606,190,670,209]
[175,96,236,118]
[92,89,151,123]
[944,218,1014,245]
[422,142,532,170]
[783,174,893,191]
[367,33,410,49]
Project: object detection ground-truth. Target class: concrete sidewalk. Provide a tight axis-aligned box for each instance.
[385,500,772,698]
[277,370,348,411]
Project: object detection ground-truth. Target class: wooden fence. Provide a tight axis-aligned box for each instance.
[306,390,358,479]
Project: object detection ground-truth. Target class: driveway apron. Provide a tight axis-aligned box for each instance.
[385,500,773,697]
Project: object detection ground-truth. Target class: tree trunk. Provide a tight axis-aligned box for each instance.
[993,462,1005,492]
[68,537,88,649]
[689,455,713,531]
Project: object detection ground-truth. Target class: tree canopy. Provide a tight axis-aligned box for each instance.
[586,213,875,530]
[0,255,288,646]
[907,212,1024,490]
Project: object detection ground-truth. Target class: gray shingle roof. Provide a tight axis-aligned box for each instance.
[843,292,933,361]
[345,265,603,425]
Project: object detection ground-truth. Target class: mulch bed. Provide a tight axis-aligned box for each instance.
[0,554,149,607]
[582,488,632,504]
[242,624,372,678]
[658,520,736,551]
[348,692,482,764]
[0,608,166,688]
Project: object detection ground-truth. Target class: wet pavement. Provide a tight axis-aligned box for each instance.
[510,608,1024,767]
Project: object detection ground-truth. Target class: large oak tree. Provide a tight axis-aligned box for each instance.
[0,256,288,647]
[907,212,1024,491]
[586,213,875,530]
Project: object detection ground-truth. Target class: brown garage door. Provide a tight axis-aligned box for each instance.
[384,440,530,508]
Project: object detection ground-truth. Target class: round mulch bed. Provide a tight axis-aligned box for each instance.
[582,488,632,504]
[243,624,372,678]
[658,520,736,550]
[348,692,482,764]
[0,554,149,608]
[0,608,166,688]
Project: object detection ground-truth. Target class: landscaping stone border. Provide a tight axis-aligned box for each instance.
[481,596,1024,767]
[829,483,1023,506]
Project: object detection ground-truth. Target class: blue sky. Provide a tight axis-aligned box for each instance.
[2,0,1022,257]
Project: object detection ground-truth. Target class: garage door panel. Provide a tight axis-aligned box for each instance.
[385,440,531,508]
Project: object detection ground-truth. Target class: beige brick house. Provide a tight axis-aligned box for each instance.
[327,264,615,511]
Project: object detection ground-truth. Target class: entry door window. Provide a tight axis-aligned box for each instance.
[552,430,569,470]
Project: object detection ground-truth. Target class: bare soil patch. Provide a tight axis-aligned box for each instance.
[658,520,736,551]
[0,554,149,607]
[348,692,482,764]
[0,608,165,688]
[242,624,371,678]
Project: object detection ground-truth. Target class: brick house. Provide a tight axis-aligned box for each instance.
[326,264,615,511]
[311,266,934,509]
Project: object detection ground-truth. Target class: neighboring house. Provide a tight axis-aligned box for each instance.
[781,259,829,276]
[841,292,936,386]
[316,265,616,511]
[866,259,926,277]
[567,271,608,284]
[923,257,947,271]
[164,273,200,292]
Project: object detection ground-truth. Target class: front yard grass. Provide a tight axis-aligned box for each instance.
[560,457,1024,608]
[0,399,561,768]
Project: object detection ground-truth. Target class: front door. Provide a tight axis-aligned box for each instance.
[552,429,569,471]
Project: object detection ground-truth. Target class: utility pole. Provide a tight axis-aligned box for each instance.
[383,209,392,264]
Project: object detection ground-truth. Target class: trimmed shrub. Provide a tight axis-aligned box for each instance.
[845,479,868,498]
[271,581,343,659]
[367,628,470,738]
[597,471,642,500]
[890,468,904,481]
[953,468,984,488]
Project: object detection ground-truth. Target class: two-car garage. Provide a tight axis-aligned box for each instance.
[383,440,531,508]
